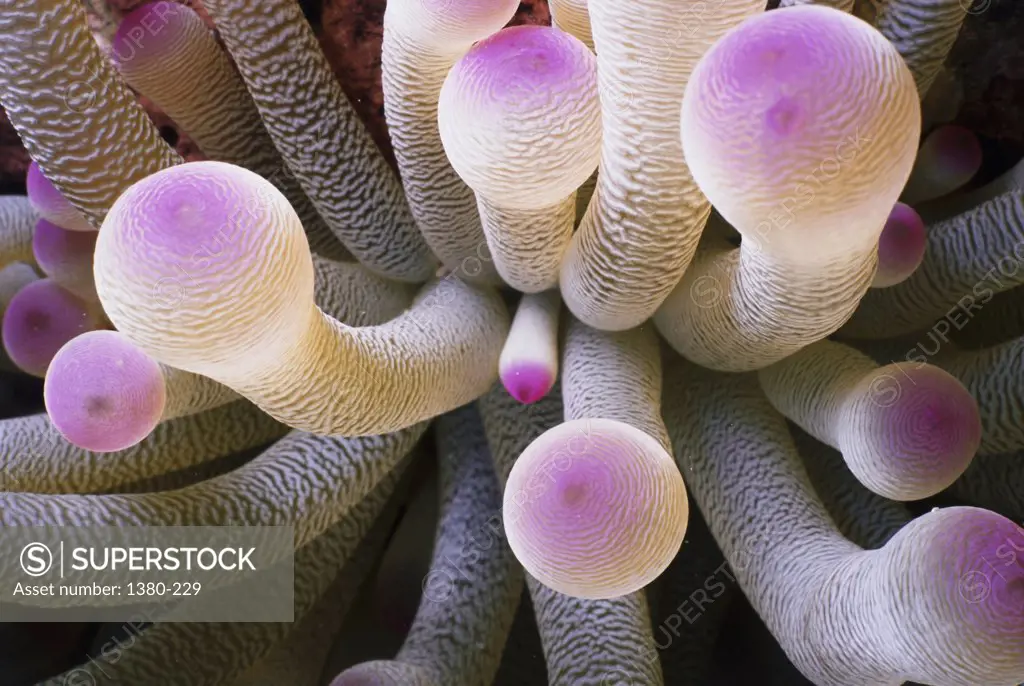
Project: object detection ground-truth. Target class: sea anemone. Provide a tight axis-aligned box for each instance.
[0,0,1020,684]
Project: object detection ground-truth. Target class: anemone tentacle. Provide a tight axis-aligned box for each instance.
[841,187,1024,339]
[559,0,763,331]
[332,405,522,686]
[757,338,980,500]
[499,290,561,405]
[549,0,593,49]
[791,427,913,549]
[655,5,920,371]
[870,0,968,98]
[25,160,91,232]
[0,0,179,226]
[110,1,351,262]
[0,261,37,315]
[439,25,601,293]
[93,161,509,436]
[901,125,982,205]
[664,356,1024,686]
[872,202,927,288]
[32,218,97,300]
[0,401,286,494]
[948,450,1024,521]
[0,195,37,266]
[479,384,667,685]
[41,467,410,686]
[200,0,436,282]
[381,0,518,284]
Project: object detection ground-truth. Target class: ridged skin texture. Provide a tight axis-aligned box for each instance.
[558,0,763,331]
[2,278,105,377]
[657,6,920,371]
[499,290,561,404]
[902,125,982,205]
[663,357,1024,686]
[0,261,38,312]
[758,339,981,500]
[872,0,968,97]
[791,427,913,549]
[93,162,509,436]
[935,336,1024,455]
[110,1,350,262]
[549,0,593,49]
[0,0,179,227]
[201,0,435,281]
[233,533,378,686]
[333,406,522,686]
[25,161,92,232]
[842,187,1024,338]
[41,470,408,686]
[479,384,666,685]
[382,0,520,285]
[949,450,1024,522]
[0,424,425,605]
[0,401,286,494]
[873,202,926,288]
[439,25,601,292]
[0,196,38,266]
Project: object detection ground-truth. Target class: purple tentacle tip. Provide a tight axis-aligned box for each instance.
[500,363,554,404]
[874,203,926,287]
[44,330,166,453]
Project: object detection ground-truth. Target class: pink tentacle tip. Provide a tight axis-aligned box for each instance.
[500,364,554,404]
[874,203,926,287]
[929,124,983,175]
[112,1,188,64]
[44,330,166,453]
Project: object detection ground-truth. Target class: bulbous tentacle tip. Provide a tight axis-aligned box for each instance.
[873,202,926,288]
[25,161,92,233]
[387,0,520,48]
[843,362,981,499]
[1,279,105,378]
[44,330,166,453]
[503,417,688,599]
[500,362,555,404]
[919,508,1024,654]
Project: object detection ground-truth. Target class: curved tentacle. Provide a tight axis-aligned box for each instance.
[0,0,179,226]
[200,0,436,281]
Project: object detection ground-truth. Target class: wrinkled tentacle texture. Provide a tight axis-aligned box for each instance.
[42,467,409,686]
[46,253,415,452]
[0,401,286,494]
[559,0,763,331]
[32,218,97,300]
[439,25,601,293]
[0,0,179,227]
[901,124,982,205]
[499,290,561,405]
[663,357,1024,686]
[25,160,91,232]
[200,0,435,281]
[757,339,981,500]
[332,405,522,686]
[872,202,926,288]
[0,195,37,265]
[871,0,968,97]
[506,319,687,598]
[0,262,38,314]
[656,5,920,371]
[549,0,593,49]
[791,427,912,549]
[382,0,517,285]
[934,336,1024,455]
[478,384,665,685]
[2,278,105,377]
[841,186,1024,338]
[110,1,350,262]
[93,161,509,435]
